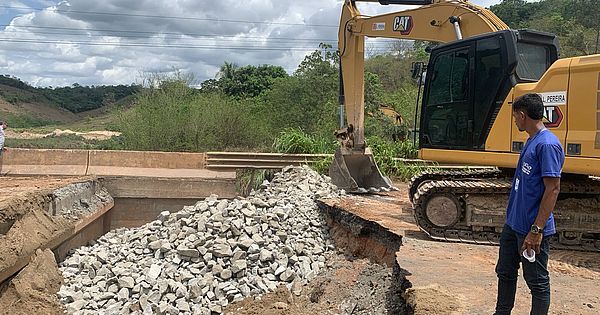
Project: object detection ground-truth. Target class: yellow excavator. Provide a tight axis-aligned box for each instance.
[330,0,600,250]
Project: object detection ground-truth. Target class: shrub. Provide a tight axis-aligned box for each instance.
[117,77,269,152]
[272,128,336,154]
[367,136,424,181]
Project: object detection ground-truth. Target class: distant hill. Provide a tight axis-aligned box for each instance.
[0,75,140,128]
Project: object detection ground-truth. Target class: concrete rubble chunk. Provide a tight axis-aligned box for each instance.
[117,287,129,300]
[259,249,273,262]
[279,269,295,282]
[66,300,87,313]
[177,248,200,258]
[148,240,162,250]
[176,299,191,312]
[157,210,170,222]
[231,260,247,274]
[240,207,256,217]
[118,276,135,289]
[212,243,233,257]
[58,166,344,312]
[220,269,233,280]
[148,264,162,280]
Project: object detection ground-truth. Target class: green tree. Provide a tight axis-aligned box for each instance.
[257,44,339,138]
[207,63,287,98]
[490,0,600,57]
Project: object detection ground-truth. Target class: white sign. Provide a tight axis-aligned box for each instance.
[372,22,385,31]
[538,91,567,106]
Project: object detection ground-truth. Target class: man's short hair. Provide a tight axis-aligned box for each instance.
[512,93,544,120]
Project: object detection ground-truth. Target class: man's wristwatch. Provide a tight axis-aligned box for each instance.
[531,224,542,234]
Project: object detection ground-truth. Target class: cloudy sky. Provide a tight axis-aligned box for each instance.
[0,0,501,87]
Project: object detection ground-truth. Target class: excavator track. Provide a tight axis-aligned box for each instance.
[408,168,502,203]
[411,173,600,252]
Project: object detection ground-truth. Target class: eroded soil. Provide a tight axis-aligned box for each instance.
[0,177,94,273]
[0,176,91,204]
[225,255,405,315]
[0,249,65,315]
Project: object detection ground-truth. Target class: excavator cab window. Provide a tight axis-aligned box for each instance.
[516,42,549,81]
[513,30,559,82]
[423,48,470,147]
[420,30,519,150]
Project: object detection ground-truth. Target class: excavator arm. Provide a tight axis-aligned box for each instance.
[331,0,509,192]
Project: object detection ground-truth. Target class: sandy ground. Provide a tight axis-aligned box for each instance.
[0,249,65,315]
[333,184,600,315]
[0,176,95,315]
[4,129,120,141]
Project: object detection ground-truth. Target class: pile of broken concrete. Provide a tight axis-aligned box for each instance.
[58,165,343,314]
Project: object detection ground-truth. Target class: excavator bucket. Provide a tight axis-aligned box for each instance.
[329,147,393,193]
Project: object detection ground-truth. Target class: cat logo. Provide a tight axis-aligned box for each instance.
[543,106,563,128]
[393,16,413,35]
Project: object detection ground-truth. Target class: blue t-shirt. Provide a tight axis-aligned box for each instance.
[506,128,564,236]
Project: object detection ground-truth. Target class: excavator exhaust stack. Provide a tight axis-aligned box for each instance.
[329,147,393,193]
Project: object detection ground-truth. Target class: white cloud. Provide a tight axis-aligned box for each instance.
[0,0,502,87]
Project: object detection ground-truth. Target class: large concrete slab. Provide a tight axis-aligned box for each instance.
[0,148,88,176]
[87,150,232,178]
[99,176,237,199]
[1,148,236,178]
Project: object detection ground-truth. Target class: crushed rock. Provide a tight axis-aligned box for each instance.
[58,166,344,314]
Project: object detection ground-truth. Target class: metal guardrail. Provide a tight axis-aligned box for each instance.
[205,152,493,171]
[205,152,330,170]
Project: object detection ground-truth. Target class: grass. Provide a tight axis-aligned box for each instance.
[0,111,59,128]
[272,128,336,154]
[4,134,123,150]
[236,169,275,196]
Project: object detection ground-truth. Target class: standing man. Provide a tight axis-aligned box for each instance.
[494,93,564,315]
[0,120,6,175]
[0,120,6,155]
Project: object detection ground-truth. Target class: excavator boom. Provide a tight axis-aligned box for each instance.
[331,0,508,192]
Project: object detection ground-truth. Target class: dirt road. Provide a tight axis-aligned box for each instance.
[327,184,600,315]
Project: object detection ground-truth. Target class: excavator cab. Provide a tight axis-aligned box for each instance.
[419,29,558,151]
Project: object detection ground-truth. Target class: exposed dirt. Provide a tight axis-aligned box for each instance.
[0,188,70,278]
[319,199,402,267]
[405,284,463,315]
[225,255,405,315]
[0,176,94,285]
[0,249,65,315]
[0,176,91,204]
[5,129,121,140]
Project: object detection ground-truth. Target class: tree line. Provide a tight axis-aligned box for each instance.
[491,0,600,56]
[0,75,140,113]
